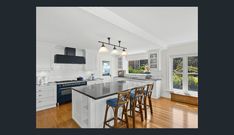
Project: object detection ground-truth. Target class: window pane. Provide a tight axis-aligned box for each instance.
[188,56,198,91]
[188,56,198,73]
[102,61,110,76]
[172,57,183,89]
[188,74,198,91]
[173,57,183,73]
[140,59,148,66]
[173,74,183,89]
[128,59,148,74]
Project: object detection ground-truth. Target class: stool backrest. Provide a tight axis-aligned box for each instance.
[117,90,130,105]
[133,86,145,97]
[146,83,154,97]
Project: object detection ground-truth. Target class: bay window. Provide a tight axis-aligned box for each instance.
[170,55,198,92]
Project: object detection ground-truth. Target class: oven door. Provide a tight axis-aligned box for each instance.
[60,88,72,95]
[57,87,73,104]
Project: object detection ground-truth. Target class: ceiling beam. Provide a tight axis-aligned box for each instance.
[79,7,167,49]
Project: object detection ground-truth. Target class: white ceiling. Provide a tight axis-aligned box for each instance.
[36,7,198,54]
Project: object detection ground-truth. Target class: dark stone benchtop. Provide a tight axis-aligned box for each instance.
[72,80,150,100]
[113,76,162,81]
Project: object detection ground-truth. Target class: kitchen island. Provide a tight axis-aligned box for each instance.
[71,80,150,128]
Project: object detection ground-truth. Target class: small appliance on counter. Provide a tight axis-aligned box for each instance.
[90,73,95,80]
[77,76,84,81]
[36,71,48,85]
[145,74,152,79]
[118,70,125,77]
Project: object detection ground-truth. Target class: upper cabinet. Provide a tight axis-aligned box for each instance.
[148,49,160,71]
[36,43,53,71]
[117,56,128,72]
[85,49,98,71]
[118,57,123,69]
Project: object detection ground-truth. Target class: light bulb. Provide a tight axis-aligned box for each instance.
[98,43,109,53]
[111,46,119,55]
[121,49,127,56]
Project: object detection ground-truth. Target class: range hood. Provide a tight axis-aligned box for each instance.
[54,47,86,64]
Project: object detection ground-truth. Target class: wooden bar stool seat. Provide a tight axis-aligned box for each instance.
[103,90,130,128]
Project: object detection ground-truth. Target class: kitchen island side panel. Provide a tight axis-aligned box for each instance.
[72,90,121,128]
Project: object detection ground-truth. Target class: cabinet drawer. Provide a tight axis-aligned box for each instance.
[36,84,55,91]
[36,90,54,99]
[36,97,55,108]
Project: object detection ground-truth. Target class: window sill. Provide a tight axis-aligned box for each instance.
[169,89,198,97]
[126,73,152,75]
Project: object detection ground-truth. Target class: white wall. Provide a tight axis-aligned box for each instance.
[127,52,148,61]
[97,53,118,82]
[160,41,198,98]
[36,41,99,82]
[36,41,119,82]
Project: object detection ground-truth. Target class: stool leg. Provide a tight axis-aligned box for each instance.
[124,104,129,128]
[138,97,143,121]
[132,100,136,128]
[103,104,109,128]
[144,96,147,119]
[121,106,124,123]
[114,107,119,128]
[129,99,132,116]
[148,96,153,114]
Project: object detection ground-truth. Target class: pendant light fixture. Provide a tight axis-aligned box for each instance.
[98,42,109,53]
[98,37,127,56]
[111,45,119,55]
[121,48,127,56]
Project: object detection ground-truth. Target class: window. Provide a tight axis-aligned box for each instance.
[188,56,198,91]
[102,61,110,76]
[171,55,198,92]
[128,59,149,74]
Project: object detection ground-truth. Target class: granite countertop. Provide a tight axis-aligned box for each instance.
[85,78,104,81]
[72,80,150,100]
[113,76,162,81]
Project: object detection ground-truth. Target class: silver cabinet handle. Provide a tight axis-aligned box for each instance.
[38,101,42,103]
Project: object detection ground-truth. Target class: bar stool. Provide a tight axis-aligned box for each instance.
[103,90,130,128]
[143,83,154,119]
[128,86,145,128]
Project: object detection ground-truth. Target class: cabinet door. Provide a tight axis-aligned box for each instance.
[118,57,123,69]
[148,50,160,71]
[36,45,52,70]
[85,50,97,71]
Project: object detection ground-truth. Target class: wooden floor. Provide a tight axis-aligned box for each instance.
[36,98,198,128]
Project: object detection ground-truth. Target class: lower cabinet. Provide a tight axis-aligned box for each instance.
[36,83,56,111]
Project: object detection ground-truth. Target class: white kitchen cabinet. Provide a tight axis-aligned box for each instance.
[117,56,128,71]
[118,57,123,69]
[85,49,97,71]
[148,49,160,71]
[36,45,53,70]
[36,83,56,111]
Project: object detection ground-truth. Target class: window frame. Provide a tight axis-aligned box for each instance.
[102,60,111,76]
[169,54,198,93]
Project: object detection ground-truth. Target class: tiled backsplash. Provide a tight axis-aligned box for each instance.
[37,64,98,82]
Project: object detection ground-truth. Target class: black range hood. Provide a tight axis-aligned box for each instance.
[54,47,86,64]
